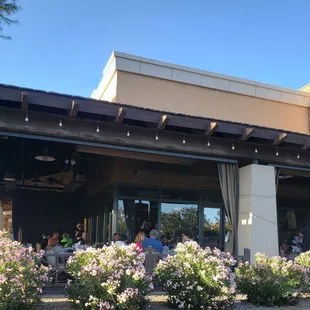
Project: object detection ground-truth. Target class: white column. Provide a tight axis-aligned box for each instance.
[238,164,278,263]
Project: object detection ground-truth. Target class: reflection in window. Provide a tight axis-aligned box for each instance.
[202,207,221,249]
[160,203,198,241]
[118,200,129,239]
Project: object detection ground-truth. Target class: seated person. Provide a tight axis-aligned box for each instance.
[142,229,163,253]
[75,223,84,242]
[40,233,50,250]
[175,229,193,244]
[291,232,304,253]
[76,232,91,247]
[114,233,127,247]
[48,231,59,247]
[60,233,73,248]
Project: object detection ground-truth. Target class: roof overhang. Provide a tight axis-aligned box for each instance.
[0,83,310,167]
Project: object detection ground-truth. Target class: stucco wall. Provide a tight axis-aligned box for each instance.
[115,71,308,134]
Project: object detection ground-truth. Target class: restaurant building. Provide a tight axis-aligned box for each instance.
[1,51,310,262]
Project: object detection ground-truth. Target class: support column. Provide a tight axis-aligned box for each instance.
[0,201,3,231]
[112,186,119,235]
[238,164,278,263]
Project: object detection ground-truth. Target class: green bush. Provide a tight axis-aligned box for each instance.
[0,231,49,309]
[296,251,310,269]
[235,253,309,307]
[154,241,236,310]
[65,244,151,309]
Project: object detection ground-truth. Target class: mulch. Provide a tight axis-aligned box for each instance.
[36,294,310,309]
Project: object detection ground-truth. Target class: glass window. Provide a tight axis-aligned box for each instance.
[202,207,222,249]
[160,203,198,241]
[117,200,129,239]
[118,199,159,242]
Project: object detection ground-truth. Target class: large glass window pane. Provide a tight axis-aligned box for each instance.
[117,200,129,240]
[160,203,198,241]
[202,207,221,249]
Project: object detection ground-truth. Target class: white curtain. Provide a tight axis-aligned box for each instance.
[217,163,239,255]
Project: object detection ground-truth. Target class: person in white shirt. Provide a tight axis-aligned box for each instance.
[114,233,127,247]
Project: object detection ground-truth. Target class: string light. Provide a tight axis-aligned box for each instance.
[59,117,63,127]
[127,127,131,137]
[155,131,159,140]
[24,112,29,122]
[182,134,186,144]
[297,153,300,159]
[207,139,211,147]
[276,148,279,156]
[240,212,277,226]
[255,146,258,154]
[232,143,235,150]
[96,123,100,133]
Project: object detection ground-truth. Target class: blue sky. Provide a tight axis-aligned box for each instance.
[0,0,309,97]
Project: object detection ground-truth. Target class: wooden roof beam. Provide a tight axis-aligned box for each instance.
[69,100,79,118]
[273,132,287,146]
[21,92,28,111]
[116,107,126,124]
[301,138,310,150]
[205,122,218,136]
[158,114,169,129]
[241,127,254,141]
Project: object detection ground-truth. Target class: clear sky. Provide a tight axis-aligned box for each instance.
[0,0,309,97]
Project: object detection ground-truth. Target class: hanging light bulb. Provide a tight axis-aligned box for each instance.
[255,146,258,154]
[155,131,159,140]
[207,139,211,147]
[182,134,186,144]
[127,127,131,137]
[232,143,235,150]
[276,149,279,156]
[96,123,100,133]
[25,112,29,122]
[297,153,300,159]
[59,117,63,127]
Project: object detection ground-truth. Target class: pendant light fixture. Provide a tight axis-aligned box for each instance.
[35,147,56,162]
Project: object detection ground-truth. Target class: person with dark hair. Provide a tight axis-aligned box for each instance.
[175,229,193,243]
[75,223,84,242]
[112,233,120,243]
[114,233,126,247]
[40,233,50,250]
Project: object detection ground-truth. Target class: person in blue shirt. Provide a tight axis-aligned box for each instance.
[142,229,163,253]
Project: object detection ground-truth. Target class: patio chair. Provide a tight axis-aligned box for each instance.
[44,251,66,287]
[144,246,162,275]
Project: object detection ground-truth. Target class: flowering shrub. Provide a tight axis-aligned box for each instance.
[296,251,310,269]
[0,231,49,309]
[65,244,151,309]
[236,253,309,306]
[154,241,236,309]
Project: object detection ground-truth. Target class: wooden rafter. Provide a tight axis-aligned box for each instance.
[205,122,218,136]
[115,107,126,124]
[69,100,79,118]
[21,92,28,111]
[273,132,287,146]
[301,138,310,150]
[241,128,254,141]
[158,114,169,129]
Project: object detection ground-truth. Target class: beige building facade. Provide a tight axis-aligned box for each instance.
[92,51,310,134]
[91,51,310,261]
